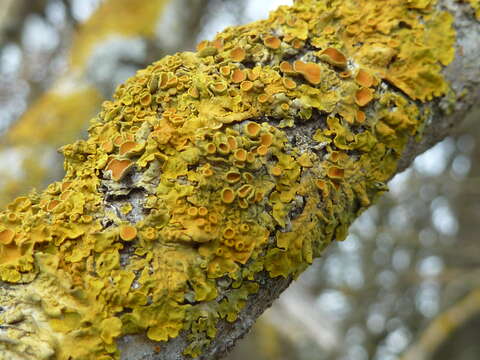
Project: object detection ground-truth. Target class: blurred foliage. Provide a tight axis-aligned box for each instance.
[70,0,170,69]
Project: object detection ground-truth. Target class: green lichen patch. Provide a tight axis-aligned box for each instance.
[0,0,456,358]
[466,0,480,19]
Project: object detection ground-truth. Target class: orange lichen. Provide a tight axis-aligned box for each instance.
[208,214,219,224]
[47,200,60,211]
[248,68,261,81]
[282,77,297,89]
[297,153,313,168]
[245,122,261,137]
[240,81,254,92]
[230,47,246,62]
[237,184,254,199]
[220,65,231,76]
[102,140,114,153]
[225,171,241,183]
[356,110,366,124]
[327,166,345,179]
[223,227,235,239]
[61,182,72,192]
[318,47,348,68]
[221,188,236,204]
[212,38,223,49]
[217,142,230,154]
[231,69,247,83]
[119,225,137,241]
[206,143,217,154]
[141,227,156,241]
[119,141,142,155]
[211,82,228,94]
[271,166,283,176]
[258,94,270,103]
[227,136,238,150]
[355,69,374,88]
[293,60,322,85]
[113,135,124,146]
[140,93,152,106]
[315,179,329,197]
[264,36,282,49]
[355,87,374,107]
[279,61,295,73]
[292,39,303,49]
[0,229,14,245]
[256,145,269,156]
[187,207,199,217]
[234,149,247,161]
[259,133,273,147]
[188,86,199,98]
[105,159,133,181]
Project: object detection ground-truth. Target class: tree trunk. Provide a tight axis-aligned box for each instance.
[0,1,478,359]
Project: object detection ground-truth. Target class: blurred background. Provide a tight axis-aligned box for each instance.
[0,1,479,359]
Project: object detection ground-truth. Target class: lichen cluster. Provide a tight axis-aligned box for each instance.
[466,0,480,19]
[0,0,455,358]
[0,0,171,209]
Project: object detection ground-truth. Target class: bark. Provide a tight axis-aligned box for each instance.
[0,1,479,360]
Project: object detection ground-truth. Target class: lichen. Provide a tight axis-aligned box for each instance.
[0,0,180,210]
[466,0,480,19]
[0,0,456,359]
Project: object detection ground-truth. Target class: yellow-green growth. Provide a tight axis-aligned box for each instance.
[0,0,455,359]
[466,0,480,19]
[0,0,173,207]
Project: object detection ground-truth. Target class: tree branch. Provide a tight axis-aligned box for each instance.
[400,288,480,360]
[0,1,478,360]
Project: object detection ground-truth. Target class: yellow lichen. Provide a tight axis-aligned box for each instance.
[0,0,456,358]
[466,0,480,19]
[119,225,138,241]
